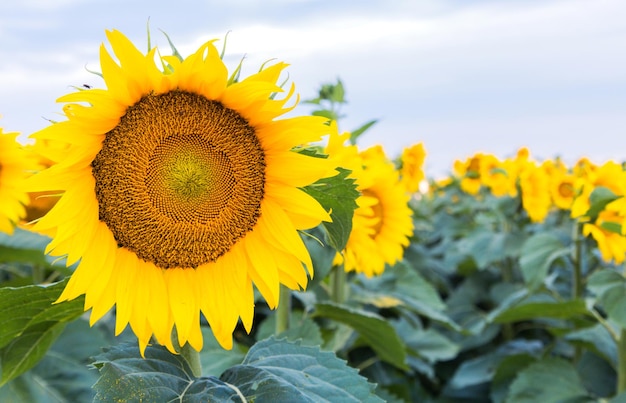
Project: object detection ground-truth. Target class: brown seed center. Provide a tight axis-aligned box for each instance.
[92,90,265,269]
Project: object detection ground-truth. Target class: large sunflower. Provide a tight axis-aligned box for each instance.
[327,130,413,277]
[28,30,333,353]
[0,126,34,234]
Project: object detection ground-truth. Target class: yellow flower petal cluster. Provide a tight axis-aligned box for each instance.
[582,199,626,264]
[0,126,35,234]
[327,128,413,277]
[399,142,426,194]
[27,30,333,354]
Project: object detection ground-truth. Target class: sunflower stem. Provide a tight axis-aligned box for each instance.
[330,265,347,304]
[275,285,291,334]
[180,343,202,377]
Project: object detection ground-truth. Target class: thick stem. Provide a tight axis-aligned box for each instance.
[330,265,347,304]
[180,343,202,378]
[275,285,292,334]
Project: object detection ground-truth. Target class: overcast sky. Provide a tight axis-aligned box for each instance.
[1,0,625,177]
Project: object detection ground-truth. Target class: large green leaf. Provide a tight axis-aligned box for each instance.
[314,302,408,370]
[588,270,626,329]
[1,319,108,402]
[302,168,359,252]
[519,232,569,291]
[221,337,383,403]
[506,358,590,402]
[0,280,84,386]
[92,343,243,402]
[490,299,589,324]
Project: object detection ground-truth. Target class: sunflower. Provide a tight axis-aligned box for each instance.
[519,163,552,223]
[327,132,413,277]
[453,154,483,195]
[398,142,426,194]
[582,201,626,264]
[0,126,34,234]
[27,30,333,354]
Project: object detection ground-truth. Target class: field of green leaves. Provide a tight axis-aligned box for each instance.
[2,53,626,402]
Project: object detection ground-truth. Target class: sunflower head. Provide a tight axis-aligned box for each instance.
[332,141,414,277]
[28,30,334,354]
[399,142,426,194]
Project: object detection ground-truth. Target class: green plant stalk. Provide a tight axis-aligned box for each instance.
[181,343,202,378]
[330,265,347,304]
[572,221,584,299]
[618,329,626,394]
[275,285,291,334]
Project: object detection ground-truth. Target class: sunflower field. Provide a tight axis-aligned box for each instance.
[1,30,626,403]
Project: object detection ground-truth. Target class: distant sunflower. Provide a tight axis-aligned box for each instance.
[399,142,426,194]
[28,30,333,354]
[0,126,33,234]
[328,133,413,277]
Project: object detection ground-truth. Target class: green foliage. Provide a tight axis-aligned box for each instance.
[519,232,570,290]
[0,280,84,386]
[588,270,626,328]
[314,302,408,370]
[303,167,359,252]
[506,358,590,402]
[92,338,383,402]
[5,78,626,402]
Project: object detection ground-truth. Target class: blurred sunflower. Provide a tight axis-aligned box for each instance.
[453,154,482,195]
[398,142,426,194]
[328,134,413,277]
[582,200,626,264]
[0,126,34,234]
[28,30,333,354]
[519,162,551,223]
[571,161,626,219]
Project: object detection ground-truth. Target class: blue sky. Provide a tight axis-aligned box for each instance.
[1,0,625,176]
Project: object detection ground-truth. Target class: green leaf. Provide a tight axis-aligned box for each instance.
[199,328,246,377]
[314,302,408,370]
[449,341,542,389]
[457,230,507,270]
[350,119,378,144]
[587,186,621,220]
[506,357,589,402]
[302,168,359,252]
[221,337,383,403]
[255,311,324,348]
[0,229,53,266]
[393,261,445,311]
[404,328,459,364]
[0,321,66,387]
[588,270,626,329]
[519,232,569,291]
[1,318,108,402]
[0,280,84,386]
[490,299,590,324]
[565,324,617,366]
[490,355,536,403]
[92,343,243,402]
[311,109,339,121]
